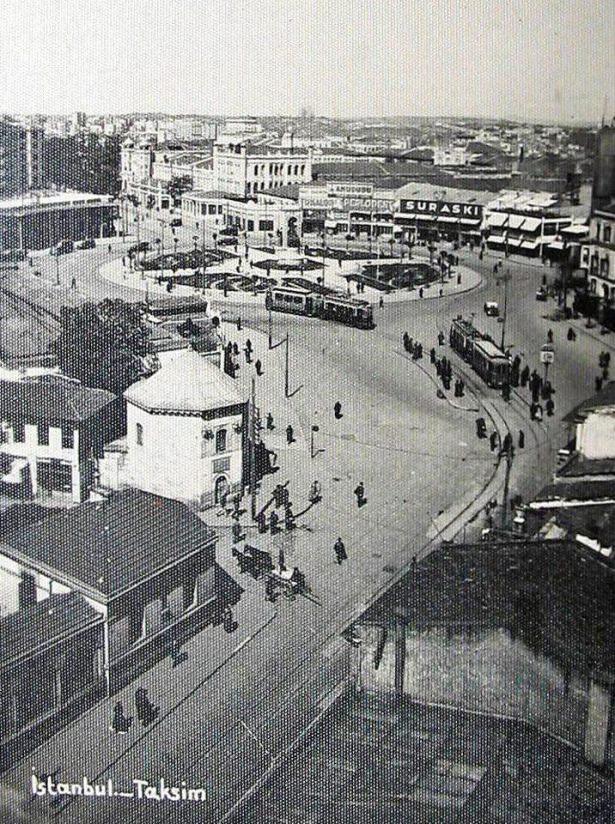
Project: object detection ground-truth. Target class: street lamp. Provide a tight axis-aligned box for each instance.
[310,425,320,459]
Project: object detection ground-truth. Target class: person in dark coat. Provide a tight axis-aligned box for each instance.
[430,347,436,364]
[266,412,274,430]
[334,401,342,419]
[112,702,132,734]
[270,510,279,534]
[490,431,498,451]
[518,429,525,449]
[546,398,555,417]
[255,359,263,376]
[334,537,347,564]
[354,482,366,507]
[476,417,486,438]
[596,375,604,392]
[286,425,294,444]
[502,432,513,453]
[278,548,286,571]
[520,365,530,387]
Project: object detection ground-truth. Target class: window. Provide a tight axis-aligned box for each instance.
[595,223,601,241]
[61,426,74,449]
[136,423,143,445]
[208,204,216,215]
[259,220,274,231]
[12,422,25,443]
[247,220,254,231]
[215,428,227,454]
[605,225,612,244]
[38,424,49,446]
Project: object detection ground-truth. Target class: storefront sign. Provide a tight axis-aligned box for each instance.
[327,182,374,198]
[400,199,483,219]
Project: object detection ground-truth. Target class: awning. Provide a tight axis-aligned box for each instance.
[522,240,540,250]
[436,215,460,224]
[522,217,541,232]
[562,224,588,237]
[0,456,28,484]
[487,213,507,228]
[548,241,565,250]
[506,237,522,247]
[487,235,505,244]
[508,215,526,230]
[460,217,481,226]
[415,214,435,222]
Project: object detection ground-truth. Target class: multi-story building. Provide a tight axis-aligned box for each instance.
[0,120,44,197]
[580,202,615,301]
[212,141,312,197]
[0,377,120,503]
[591,124,615,213]
[484,190,575,257]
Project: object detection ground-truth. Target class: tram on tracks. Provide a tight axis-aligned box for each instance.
[449,317,510,388]
[145,296,209,323]
[265,284,374,329]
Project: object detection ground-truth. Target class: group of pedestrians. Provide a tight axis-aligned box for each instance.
[111,687,159,735]
[402,332,423,360]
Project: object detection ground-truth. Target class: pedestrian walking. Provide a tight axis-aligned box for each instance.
[379,296,384,308]
[245,338,253,353]
[232,342,239,356]
[546,398,555,417]
[603,366,610,381]
[236,317,242,330]
[402,332,410,352]
[596,376,604,392]
[270,510,279,534]
[134,688,158,727]
[430,347,436,364]
[334,401,342,419]
[502,432,513,454]
[309,480,322,503]
[354,481,366,508]
[256,510,267,533]
[255,359,263,376]
[476,417,486,438]
[438,331,445,346]
[278,548,286,571]
[520,365,530,387]
[518,429,525,449]
[245,347,252,363]
[286,424,294,444]
[419,287,424,298]
[567,327,576,341]
[266,412,274,431]
[547,329,554,344]
[490,431,498,452]
[108,243,112,254]
[71,276,77,289]
[111,702,132,734]
[284,505,295,531]
[334,537,347,565]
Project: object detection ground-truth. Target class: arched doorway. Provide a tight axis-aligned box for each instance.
[214,475,230,505]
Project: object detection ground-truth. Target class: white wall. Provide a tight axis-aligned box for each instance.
[126,402,243,507]
[577,409,615,459]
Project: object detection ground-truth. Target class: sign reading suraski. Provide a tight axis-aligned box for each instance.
[400,199,483,218]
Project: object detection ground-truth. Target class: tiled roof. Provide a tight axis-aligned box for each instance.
[1,489,216,600]
[124,350,246,413]
[363,541,614,677]
[562,381,615,423]
[0,379,116,424]
[0,592,102,667]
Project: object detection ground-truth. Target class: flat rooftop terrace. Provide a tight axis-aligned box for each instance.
[238,693,613,823]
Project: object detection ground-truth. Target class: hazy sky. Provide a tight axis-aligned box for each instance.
[1,0,613,123]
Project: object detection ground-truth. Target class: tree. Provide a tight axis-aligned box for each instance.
[167,175,193,206]
[51,299,150,395]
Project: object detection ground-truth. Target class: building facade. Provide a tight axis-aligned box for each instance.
[122,351,248,509]
[0,378,119,503]
[0,191,118,252]
[0,120,44,198]
[581,203,615,301]
[212,142,312,197]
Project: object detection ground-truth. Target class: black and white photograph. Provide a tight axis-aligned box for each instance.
[0,1,613,821]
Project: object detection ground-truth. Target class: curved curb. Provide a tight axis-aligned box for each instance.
[396,349,479,412]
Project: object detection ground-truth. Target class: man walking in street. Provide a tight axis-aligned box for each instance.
[334,401,342,419]
[266,412,275,431]
[518,429,525,449]
[286,424,294,444]
[255,359,263,376]
[354,481,366,508]
[334,537,347,564]
[490,431,498,452]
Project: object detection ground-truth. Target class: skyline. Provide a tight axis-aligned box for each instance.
[0,0,614,125]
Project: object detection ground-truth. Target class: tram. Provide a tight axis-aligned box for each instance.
[265,285,374,329]
[449,317,510,388]
[146,296,209,323]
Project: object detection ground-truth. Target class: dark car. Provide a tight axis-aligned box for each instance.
[50,240,74,256]
[170,218,182,227]
[536,287,548,301]
[76,238,96,250]
[128,241,150,255]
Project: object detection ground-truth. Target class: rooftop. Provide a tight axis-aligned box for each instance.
[557,453,615,478]
[562,381,615,423]
[1,488,217,600]
[240,693,614,824]
[0,592,102,668]
[396,181,496,205]
[0,191,114,211]
[0,378,117,424]
[362,541,614,679]
[124,349,246,413]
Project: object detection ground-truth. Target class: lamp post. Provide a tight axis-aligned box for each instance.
[310,425,320,459]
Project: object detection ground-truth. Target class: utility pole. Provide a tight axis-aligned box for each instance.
[55,253,60,287]
[284,334,290,398]
[500,443,514,530]
[249,376,257,521]
[268,304,273,349]
[499,268,511,351]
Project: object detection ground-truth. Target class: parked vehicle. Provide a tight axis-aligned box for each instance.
[50,239,74,256]
[536,287,548,301]
[483,301,500,317]
[128,241,150,255]
[75,238,96,250]
[170,218,182,227]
